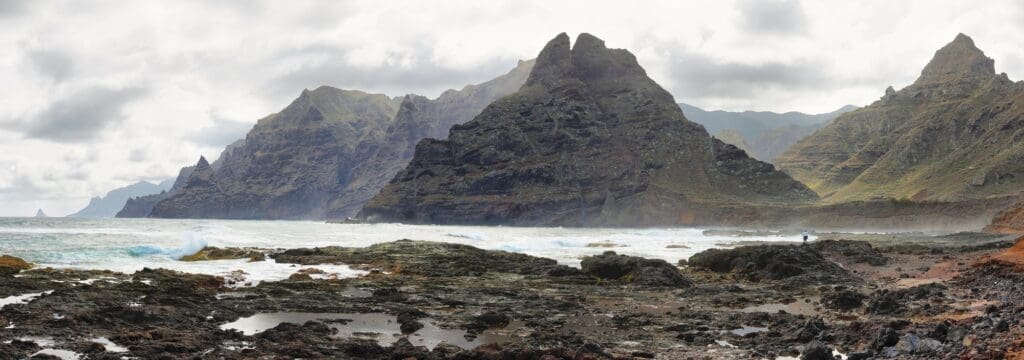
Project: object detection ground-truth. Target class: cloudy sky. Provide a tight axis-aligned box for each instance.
[1,0,1023,216]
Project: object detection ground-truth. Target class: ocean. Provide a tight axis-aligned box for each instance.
[0,217,807,284]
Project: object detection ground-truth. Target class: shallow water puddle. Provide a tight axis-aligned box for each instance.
[220,312,499,350]
[740,297,820,316]
[32,348,82,360]
[729,325,768,336]
[91,337,129,352]
[0,290,53,309]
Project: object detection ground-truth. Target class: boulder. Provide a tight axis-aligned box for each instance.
[581,251,692,287]
[801,340,832,360]
[0,255,32,276]
[687,244,856,284]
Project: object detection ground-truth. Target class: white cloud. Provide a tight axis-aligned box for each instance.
[0,0,1022,215]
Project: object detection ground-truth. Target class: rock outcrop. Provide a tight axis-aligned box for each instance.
[580,251,691,287]
[777,34,1024,203]
[687,244,857,284]
[142,61,533,220]
[361,33,817,226]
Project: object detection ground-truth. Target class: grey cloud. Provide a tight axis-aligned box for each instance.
[262,44,515,102]
[187,109,252,148]
[736,0,808,35]
[22,86,147,142]
[0,175,44,201]
[0,0,29,18]
[667,49,828,99]
[25,49,75,82]
[128,147,149,162]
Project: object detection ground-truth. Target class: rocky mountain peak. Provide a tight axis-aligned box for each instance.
[195,156,210,170]
[525,32,645,88]
[916,33,995,84]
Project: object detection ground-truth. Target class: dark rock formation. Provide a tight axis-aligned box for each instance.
[143,61,533,220]
[361,33,816,226]
[274,240,575,277]
[687,244,856,284]
[777,34,1024,203]
[580,251,691,287]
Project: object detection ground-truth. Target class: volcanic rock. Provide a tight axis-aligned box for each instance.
[580,251,692,287]
[361,33,816,226]
[687,244,856,284]
[274,240,574,276]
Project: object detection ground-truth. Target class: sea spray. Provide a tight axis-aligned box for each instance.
[127,232,208,259]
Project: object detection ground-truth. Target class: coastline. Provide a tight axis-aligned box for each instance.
[2,232,1023,359]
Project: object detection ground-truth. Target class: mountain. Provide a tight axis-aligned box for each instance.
[679,103,857,162]
[145,60,534,220]
[116,165,195,218]
[324,59,535,218]
[776,33,1024,203]
[69,180,173,218]
[34,209,47,218]
[360,33,817,226]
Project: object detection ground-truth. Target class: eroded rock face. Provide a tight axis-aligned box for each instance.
[777,33,1024,203]
[361,33,816,226]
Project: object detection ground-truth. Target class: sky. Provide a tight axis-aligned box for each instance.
[1,0,1023,216]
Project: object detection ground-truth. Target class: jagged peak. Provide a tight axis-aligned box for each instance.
[525,32,644,87]
[916,33,995,84]
[195,156,210,169]
[525,33,572,86]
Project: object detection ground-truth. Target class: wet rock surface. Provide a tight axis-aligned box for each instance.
[3,236,1024,358]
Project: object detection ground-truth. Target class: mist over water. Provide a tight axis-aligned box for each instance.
[0,217,811,279]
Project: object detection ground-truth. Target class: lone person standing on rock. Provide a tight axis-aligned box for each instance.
[802,230,809,244]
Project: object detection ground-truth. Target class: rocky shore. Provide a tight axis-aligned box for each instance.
[2,233,1022,359]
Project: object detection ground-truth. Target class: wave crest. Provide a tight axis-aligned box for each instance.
[127,233,208,259]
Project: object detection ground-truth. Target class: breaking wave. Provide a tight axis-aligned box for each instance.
[127,232,208,259]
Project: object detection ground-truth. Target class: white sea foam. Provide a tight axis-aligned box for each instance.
[0,291,53,309]
[0,218,811,281]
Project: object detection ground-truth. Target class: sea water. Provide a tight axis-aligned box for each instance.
[0,217,807,282]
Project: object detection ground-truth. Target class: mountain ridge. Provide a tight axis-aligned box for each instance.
[361,33,817,226]
[776,33,1024,203]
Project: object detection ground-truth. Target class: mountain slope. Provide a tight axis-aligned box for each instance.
[680,103,857,162]
[148,88,402,219]
[70,180,173,218]
[116,166,195,218]
[145,60,534,220]
[776,34,1024,203]
[361,33,817,226]
[325,60,535,218]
